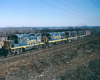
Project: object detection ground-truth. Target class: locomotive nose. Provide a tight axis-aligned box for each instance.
[0,46,8,57]
[4,40,11,49]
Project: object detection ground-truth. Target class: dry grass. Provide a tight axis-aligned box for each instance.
[0,35,100,80]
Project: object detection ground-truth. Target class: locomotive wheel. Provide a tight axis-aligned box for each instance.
[13,49,17,55]
[4,53,8,57]
[22,48,26,52]
[42,44,45,48]
[69,39,72,42]
[14,51,17,55]
[20,48,22,53]
[49,43,52,47]
[3,50,8,57]
[54,42,56,45]
[11,49,14,55]
[11,50,15,55]
[18,48,22,54]
[43,44,46,48]
[17,49,20,54]
[66,40,68,43]
[65,40,67,43]
[61,41,65,44]
[63,41,65,44]
[7,52,11,56]
[37,45,40,50]
[39,45,43,49]
[36,45,40,50]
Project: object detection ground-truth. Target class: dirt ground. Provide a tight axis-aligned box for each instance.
[0,35,100,80]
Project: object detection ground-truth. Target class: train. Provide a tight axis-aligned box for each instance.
[0,30,91,57]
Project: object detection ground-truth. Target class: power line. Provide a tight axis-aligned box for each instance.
[81,0,100,15]
[56,0,92,20]
[56,0,90,18]
[92,0,100,9]
[96,0,100,5]
[39,0,93,23]
[39,0,80,17]
[39,0,99,24]
[56,0,100,23]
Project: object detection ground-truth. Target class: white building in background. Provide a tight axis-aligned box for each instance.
[85,30,92,36]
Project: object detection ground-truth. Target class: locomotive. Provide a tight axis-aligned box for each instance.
[0,30,86,57]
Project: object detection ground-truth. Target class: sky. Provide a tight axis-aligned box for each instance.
[0,0,100,27]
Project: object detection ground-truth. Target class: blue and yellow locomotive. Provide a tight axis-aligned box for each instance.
[2,33,44,56]
[0,30,86,57]
[1,32,68,56]
[42,32,67,44]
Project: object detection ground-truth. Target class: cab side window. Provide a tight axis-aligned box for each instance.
[37,34,40,36]
[30,34,34,36]
[61,34,65,36]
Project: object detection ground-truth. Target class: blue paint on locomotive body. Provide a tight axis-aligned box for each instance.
[49,32,65,41]
[9,33,42,48]
[7,31,85,48]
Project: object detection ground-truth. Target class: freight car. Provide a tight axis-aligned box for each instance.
[0,30,89,57]
[67,31,78,42]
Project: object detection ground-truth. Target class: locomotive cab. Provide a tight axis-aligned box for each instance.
[65,32,69,39]
[0,35,18,57]
[7,35,18,47]
[42,33,50,41]
[42,33,50,45]
[3,35,18,49]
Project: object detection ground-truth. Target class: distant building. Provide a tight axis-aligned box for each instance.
[85,30,92,36]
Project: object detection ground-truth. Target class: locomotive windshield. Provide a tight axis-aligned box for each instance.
[42,33,46,37]
[42,33,50,37]
[36,34,40,36]
[8,35,17,40]
[8,35,18,44]
[42,33,51,40]
[30,34,34,36]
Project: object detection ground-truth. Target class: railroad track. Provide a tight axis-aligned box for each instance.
[39,51,100,80]
[0,35,99,80]
[0,36,89,59]
[0,35,96,62]
[35,37,100,80]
